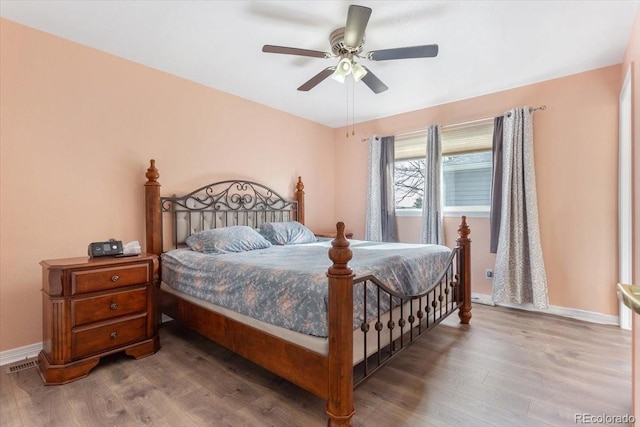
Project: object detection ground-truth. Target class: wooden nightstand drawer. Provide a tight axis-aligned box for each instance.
[72,263,150,295]
[73,315,147,359]
[73,287,148,326]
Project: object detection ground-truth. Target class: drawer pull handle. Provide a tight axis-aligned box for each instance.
[111,275,119,282]
[110,332,118,340]
[110,303,118,310]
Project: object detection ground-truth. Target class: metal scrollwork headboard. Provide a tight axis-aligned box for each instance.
[144,160,306,253]
[161,180,300,247]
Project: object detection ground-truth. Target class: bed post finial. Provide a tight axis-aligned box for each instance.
[457,215,472,324]
[146,159,159,184]
[328,222,352,275]
[326,221,354,426]
[458,215,470,240]
[295,176,305,225]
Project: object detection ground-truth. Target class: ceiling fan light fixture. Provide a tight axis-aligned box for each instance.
[331,71,346,83]
[338,57,352,74]
[331,57,352,82]
[352,62,367,82]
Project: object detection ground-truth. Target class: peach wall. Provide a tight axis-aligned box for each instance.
[335,65,622,317]
[622,8,639,421]
[0,19,337,352]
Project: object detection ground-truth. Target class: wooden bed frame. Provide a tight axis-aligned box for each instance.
[144,159,471,426]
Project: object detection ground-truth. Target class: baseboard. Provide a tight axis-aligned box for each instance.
[472,292,619,326]
[0,342,42,367]
[471,293,496,306]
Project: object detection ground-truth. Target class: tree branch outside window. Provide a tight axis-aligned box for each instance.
[395,159,425,209]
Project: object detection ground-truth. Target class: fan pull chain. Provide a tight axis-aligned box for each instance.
[352,81,355,136]
[346,80,350,138]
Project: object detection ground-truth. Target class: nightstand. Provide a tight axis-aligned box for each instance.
[314,231,354,239]
[38,253,160,385]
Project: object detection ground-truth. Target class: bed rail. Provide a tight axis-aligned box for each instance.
[352,248,460,387]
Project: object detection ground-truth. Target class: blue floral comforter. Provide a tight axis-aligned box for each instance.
[161,240,451,337]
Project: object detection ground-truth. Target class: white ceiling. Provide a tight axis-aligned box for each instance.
[1,1,638,128]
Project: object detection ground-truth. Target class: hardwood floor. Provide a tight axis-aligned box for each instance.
[1,304,632,427]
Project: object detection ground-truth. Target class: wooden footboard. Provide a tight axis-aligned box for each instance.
[144,159,471,427]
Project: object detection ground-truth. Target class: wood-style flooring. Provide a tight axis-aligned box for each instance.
[0,304,632,427]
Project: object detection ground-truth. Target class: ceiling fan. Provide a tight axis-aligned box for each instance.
[262,4,439,94]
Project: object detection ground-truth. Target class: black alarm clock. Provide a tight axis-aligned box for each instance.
[88,239,123,257]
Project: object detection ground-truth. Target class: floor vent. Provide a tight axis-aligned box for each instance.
[5,357,39,375]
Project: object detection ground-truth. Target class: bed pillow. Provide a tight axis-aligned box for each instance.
[259,221,317,245]
[186,226,272,254]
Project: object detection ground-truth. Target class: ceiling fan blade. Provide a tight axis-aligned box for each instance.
[361,67,388,94]
[343,5,372,48]
[297,67,336,91]
[368,44,439,61]
[262,45,330,59]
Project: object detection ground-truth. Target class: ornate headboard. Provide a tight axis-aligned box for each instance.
[144,159,305,255]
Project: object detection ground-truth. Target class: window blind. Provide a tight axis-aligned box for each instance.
[395,132,426,160]
[393,118,495,159]
[442,119,494,155]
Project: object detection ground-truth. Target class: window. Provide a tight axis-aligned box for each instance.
[394,119,494,216]
[443,151,492,211]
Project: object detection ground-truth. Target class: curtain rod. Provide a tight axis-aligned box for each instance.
[360,104,547,142]
[507,104,547,117]
[460,104,547,124]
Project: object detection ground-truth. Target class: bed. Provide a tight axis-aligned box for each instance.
[143,159,471,426]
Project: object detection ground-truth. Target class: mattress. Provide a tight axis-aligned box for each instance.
[161,239,452,338]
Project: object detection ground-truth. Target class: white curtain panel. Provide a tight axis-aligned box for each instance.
[420,125,443,244]
[492,107,549,309]
[365,135,382,241]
